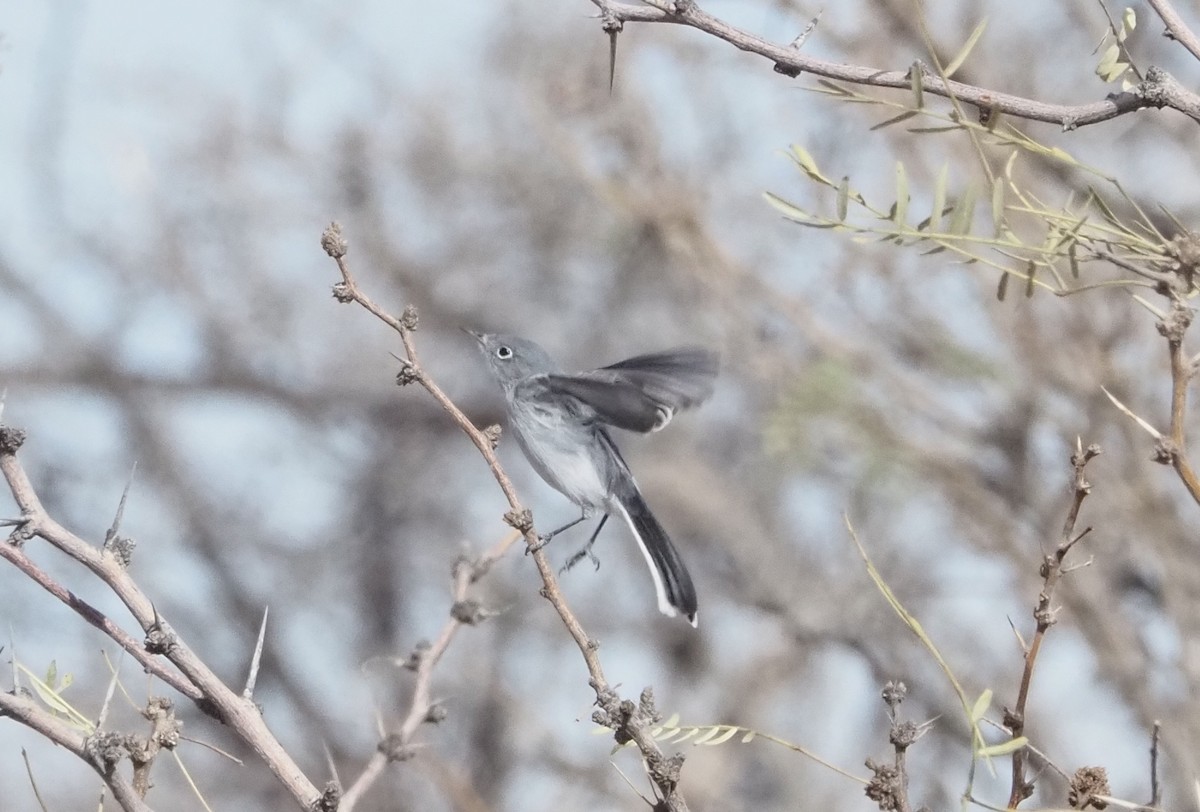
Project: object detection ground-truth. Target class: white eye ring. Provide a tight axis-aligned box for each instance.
[495,346,513,360]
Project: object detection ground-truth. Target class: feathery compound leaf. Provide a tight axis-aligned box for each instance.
[704,727,742,746]
[945,19,988,78]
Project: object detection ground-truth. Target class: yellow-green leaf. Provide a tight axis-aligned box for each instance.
[945,20,988,79]
[1003,150,1018,182]
[1119,7,1136,41]
[788,145,835,186]
[979,736,1028,758]
[930,164,948,232]
[1096,43,1128,82]
[871,110,918,131]
[836,177,850,222]
[910,62,924,108]
[763,192,810,221]
[948,182,978,235]
[699,726,741,746]
[970,689,993,723]
[991,180,1005,237]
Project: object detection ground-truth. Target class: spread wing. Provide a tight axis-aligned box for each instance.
[543,348,718,433]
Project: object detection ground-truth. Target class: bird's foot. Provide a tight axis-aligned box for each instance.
[559,543,601,574]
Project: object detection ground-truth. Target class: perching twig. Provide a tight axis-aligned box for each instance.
[322,222,691,812]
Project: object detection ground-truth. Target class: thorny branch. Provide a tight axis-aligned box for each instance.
[1105,232,1200,507]
[339,535,520,811]
[0,427,325,810]
[864,681,929,812]
[587,0,1200,128]
[1005,440,1100,808]
[321,222,691,811]
[0,690,153,812]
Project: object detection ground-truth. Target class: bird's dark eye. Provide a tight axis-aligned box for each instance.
[495,346,513,360]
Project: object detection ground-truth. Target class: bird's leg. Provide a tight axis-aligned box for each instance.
[560,513,608,574]
[527,509,590,554]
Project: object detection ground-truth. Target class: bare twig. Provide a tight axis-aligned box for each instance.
[864,681,921,812]
[1146,0,1200,63]
[1149,720,1162,807]
[322,222,690,811]
[1160,299,1200,505]
[0,691,154,812]
[0,427,323,808]
[96,653,122,730]
[587,0,1200,127]
[340,535,518,811]
[0,541,200,700]
[1005,439,1101,807]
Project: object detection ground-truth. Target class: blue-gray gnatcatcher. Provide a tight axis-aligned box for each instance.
[468,331,718,627]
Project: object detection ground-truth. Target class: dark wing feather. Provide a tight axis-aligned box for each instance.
[544,347,718,433]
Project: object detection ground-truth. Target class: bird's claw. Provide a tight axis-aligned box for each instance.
[559,545,601,574]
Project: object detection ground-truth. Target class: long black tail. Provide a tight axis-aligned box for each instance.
[615,489,699,626]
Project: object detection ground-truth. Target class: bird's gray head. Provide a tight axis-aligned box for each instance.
[466,331,560,388]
